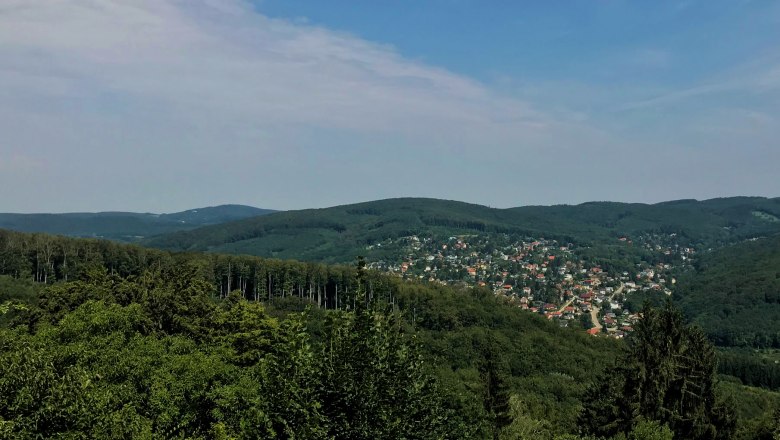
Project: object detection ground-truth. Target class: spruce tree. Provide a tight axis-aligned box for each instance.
[480,336,512,440]
[580,301,736,440]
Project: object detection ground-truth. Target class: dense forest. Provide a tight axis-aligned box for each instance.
[143,197,780,262]
[674,234,780,349]
[1,229,779,438]
[0,205,273,242]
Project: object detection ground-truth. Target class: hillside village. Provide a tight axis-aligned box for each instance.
[368,232,696,338]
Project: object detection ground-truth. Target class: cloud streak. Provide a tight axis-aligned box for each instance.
[0,0,549,140]
[0,0,778,212]
[0,0,590,211]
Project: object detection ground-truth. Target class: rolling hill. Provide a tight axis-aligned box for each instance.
[675,233,780,348]
[144,196,780,263]
[0,204,275,242]
[1,228,778,438]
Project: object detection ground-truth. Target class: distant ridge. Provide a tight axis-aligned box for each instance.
[143,196,780,263]
[0,204,275,242]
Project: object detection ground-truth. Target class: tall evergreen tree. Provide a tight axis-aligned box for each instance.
[580,301,736,440]
[480,336,512,440]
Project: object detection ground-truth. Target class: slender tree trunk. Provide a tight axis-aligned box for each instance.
[226,263,232,297]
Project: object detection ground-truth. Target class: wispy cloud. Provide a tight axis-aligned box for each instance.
[0,0,554,143]
[0,0,777,212]
[613,55,780,112]
[0,0,607,211]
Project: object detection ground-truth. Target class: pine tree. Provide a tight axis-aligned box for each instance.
[480,336,512,440]
[580,301,737,440]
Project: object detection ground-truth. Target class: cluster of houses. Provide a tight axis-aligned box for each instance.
[367,232,695,338]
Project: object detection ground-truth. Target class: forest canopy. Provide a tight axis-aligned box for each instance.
[0,229,778,439]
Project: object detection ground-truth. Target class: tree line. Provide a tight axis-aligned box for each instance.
[0,229,400,312]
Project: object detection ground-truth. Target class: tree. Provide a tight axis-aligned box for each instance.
[628,419,674,440]
[481,336,512,440]
[316,258,469,439]
[580,301,736,440]
[773,407,780,440]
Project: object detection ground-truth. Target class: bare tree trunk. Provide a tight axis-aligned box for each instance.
[226,262,232,297]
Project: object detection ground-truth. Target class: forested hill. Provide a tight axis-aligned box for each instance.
[0,204,274,242]
[1,229,777,439]
[675,233,780,348]
[144,196,780,263]
[0,229,620,437]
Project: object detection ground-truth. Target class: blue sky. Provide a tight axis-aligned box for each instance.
[0,0,778,212]
[258,1,778,84]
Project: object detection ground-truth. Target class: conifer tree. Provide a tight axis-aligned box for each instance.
[481,336,512,440]
[580,301,736,440]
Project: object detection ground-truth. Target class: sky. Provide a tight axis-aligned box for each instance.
[1,0,779,213]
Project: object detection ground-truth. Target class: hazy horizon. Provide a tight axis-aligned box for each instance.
[4,194,779,216]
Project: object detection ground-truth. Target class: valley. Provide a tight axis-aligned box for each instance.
[1,196,779,438]
[367,230,690,339]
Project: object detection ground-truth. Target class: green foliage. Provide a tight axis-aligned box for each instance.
[716,380,780,440]
[397,283,621,434]
[0,204,273,242]
[1,229,779,438]
[0,275,39,304]
[0,246,472,438]
[628,419,674,440]
[0,276,38,326]
[499,395,576,440]
[480,337,513,439]
[318,308,469,439]
[144,197,780,263]
[0,301,27,316]
[580,302,737,440]
[718,348,780,390]
[675,234,780,348]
